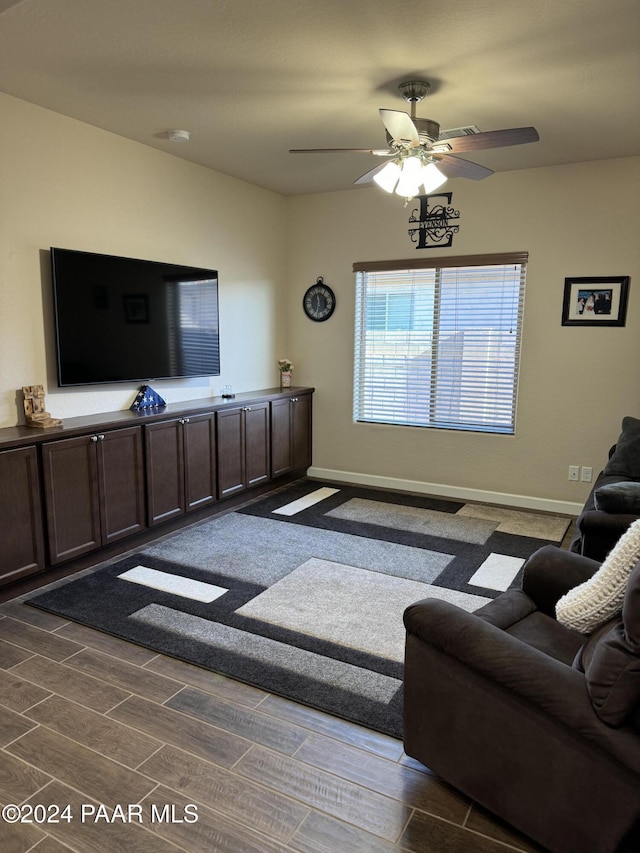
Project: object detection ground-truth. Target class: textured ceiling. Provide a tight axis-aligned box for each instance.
[0,0,638,195]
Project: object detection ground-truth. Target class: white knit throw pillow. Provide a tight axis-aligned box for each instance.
[556,518,640,634]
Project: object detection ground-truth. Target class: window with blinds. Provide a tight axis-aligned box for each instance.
[168,279,220,376]
[353,253,527,434]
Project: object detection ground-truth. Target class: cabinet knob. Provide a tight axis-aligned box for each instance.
[98,434,105,441]
[184,417,190,424]
[91,435,98,442]
[291,397,298,403]
[243,406,252,412]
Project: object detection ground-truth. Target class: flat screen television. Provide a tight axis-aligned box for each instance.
[51,247,220,387]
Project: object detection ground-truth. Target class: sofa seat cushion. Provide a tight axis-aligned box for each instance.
[595,481,640,514]
[556,519,640,634]
[577,562,640,726]
[475,589,583,664]
[604,416,640,479]
[506,611,585,664]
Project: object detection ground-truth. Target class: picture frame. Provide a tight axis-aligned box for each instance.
[123,294,149,324]
[561,276,630,327]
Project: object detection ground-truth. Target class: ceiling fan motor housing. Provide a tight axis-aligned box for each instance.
[385,118,440,148]
[414,118,440,145]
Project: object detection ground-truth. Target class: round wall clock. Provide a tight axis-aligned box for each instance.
[303,277,336,322]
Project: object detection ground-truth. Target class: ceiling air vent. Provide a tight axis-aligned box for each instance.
[438,125,481,140]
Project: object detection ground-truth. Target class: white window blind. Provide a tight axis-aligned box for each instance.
[353,253,527,434]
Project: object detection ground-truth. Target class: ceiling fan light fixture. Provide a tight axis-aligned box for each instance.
[421,162,447,194]
[395,155,423,197]
[371,155,448,200]
[291,77,538,198]
[372,160,401,193]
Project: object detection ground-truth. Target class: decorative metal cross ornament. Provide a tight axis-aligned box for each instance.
[408,192,461,249]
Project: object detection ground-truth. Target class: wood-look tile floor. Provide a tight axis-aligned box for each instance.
[0,596,551,853]
[1,512,638,853]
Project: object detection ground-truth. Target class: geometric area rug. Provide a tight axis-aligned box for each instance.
[26,480,571,740]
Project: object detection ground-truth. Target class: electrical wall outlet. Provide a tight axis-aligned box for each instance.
[568,466,580,481]
[581,466,593,483]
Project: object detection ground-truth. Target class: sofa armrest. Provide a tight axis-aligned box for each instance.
[403,598,640,769]
[578,510,640,561]
[521,544,601,616]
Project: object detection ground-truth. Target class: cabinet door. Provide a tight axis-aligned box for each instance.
[216,407,245,498]
[291,394,312,470]
[0,446,45,585]
[42,436,101,564]
[270,395,312,477]
[244,402,270,487]
[97,426,146,544]
[270,398,292,478]
[145,420,185,526]
[184,413,217,511]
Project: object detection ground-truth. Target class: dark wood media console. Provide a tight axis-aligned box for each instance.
[0,387,313,593]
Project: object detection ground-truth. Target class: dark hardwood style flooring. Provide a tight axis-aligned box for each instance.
[1,503,638,852]
[0,595,548,853]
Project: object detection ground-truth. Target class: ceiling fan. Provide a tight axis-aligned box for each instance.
[289,80,539,199]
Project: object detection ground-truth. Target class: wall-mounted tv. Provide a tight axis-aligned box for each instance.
[51,247,220,387]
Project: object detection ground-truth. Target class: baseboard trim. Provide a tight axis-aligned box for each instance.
[307,467,582,516]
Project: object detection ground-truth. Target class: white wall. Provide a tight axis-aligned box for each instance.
[287,157,640,512]
[0,93,288,427]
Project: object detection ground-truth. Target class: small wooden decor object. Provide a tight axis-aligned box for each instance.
[22,385,63,429]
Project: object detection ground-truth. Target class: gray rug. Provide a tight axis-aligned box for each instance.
[27,480,570,738]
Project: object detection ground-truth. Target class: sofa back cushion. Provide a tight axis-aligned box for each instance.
[575,560,640,726]
[603,416,640,479]
[573,617,620,672]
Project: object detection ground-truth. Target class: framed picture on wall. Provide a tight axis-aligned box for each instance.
[561,276,630,326]
[123,294,149,324]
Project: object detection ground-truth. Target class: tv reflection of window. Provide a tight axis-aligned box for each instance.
[166,276,220,376]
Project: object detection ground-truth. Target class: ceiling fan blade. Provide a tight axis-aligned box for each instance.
[289,147,393,155]
[433,126,539,154]
[379,109,419,146]
[353,162,391,185]
[435,154,494,181]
